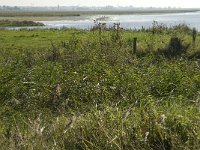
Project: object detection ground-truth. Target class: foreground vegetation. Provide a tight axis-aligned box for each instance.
[0,24,200,149]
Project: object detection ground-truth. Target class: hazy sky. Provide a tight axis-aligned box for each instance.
[0,0,200,8]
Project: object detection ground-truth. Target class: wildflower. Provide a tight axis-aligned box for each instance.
[160,114,167,124]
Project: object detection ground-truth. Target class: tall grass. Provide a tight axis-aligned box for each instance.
[0,25,200,149]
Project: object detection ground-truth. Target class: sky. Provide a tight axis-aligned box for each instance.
[0,0,200,8]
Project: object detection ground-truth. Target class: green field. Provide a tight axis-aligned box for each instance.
[1,25,200,149]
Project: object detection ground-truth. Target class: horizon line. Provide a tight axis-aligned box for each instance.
[1,5,200,9]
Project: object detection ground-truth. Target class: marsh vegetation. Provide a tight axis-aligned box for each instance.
[0,20,44,27]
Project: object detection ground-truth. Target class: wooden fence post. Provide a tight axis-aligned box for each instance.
[192,28,197,44]
[133,37,137,54]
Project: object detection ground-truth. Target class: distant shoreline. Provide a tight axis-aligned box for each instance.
[0,9,199,21]
[78,9,200,15]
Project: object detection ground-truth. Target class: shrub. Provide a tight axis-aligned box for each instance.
[157,37,190,58]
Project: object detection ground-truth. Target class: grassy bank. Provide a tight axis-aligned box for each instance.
[0,25,200,149]
[0,11,81,22]
[0,11,81,17]
[0,20,44,27]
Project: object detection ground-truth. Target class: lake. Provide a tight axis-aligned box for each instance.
[4,11,200,30]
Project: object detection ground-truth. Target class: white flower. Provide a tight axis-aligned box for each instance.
[145,132,149,142]
[160,114,167,124]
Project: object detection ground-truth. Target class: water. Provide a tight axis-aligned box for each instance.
[3,11,200,30]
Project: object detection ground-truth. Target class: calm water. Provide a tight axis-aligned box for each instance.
[4,11,200,30]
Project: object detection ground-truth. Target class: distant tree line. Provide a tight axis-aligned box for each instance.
[0,6,21,11]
